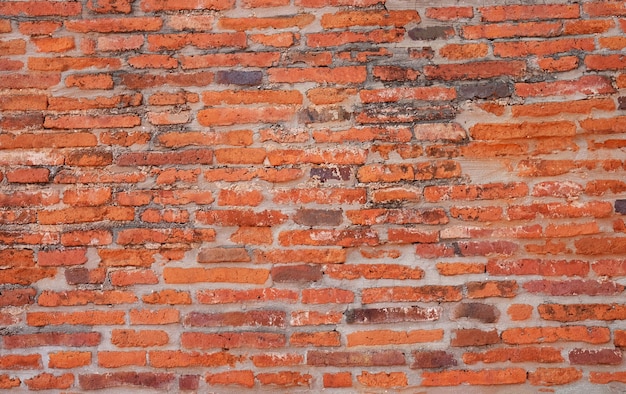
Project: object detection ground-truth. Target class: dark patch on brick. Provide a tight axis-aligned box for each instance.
[293,209,343,226]
[569,348,623,365]
[618,97,626,110]
[457,81,513,100]
[215,70,263,85]
[271,264,322,282]
[453,303,500,323]
[616,200,626,214]
[310,166,351,182]
[411,350,458,369]
[298,107,351,124]
[64,267,106,285]
[346,306,440,324]
[409,47,435,59]
[307,350,406,366]
[408,26,455,40]
[357,103,456,124]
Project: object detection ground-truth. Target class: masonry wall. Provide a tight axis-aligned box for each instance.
[1,0,626,391]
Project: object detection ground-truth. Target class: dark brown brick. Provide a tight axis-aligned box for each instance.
[293,209,343,226]
[569,349,623,365]
[271,264,322,282]
[408,26,454,40]
[346,306,440,324]
[411,351,458,369]
[453,303,500,323]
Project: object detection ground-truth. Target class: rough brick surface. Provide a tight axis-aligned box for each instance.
[0,0,625,391]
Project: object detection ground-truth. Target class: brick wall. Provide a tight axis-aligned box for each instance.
[1,0,626,391]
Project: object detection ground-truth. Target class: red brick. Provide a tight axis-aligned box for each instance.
[220,14,314,30]
[197,288,297,304]
[111,329,169,348]
[302,288,354,304]
[5,331,101,349]
[39,207,135,225]
[163,267,270,284]
[424,60,525,80]
[49,351,91,369]
[66,17,162,33]
[436,262,486,276]
[32,36,75,52]
[185,310,285,328]
[0,354,41,370]
[6,167,50,183]
[268,66,366,84]
[464,346,563,365]
[279,229,379,247]
[142,290,191,305]
[291,331,341,347]
[129,309,180,325]
[538,56,579,72]
[147,32,246,51]
[463,21,561,39]
[0,1,81,16]
[18,20,60,35]
[528,368,583,386]
[357,371,407,388]
[198,106,296,126]
[361,86,455,103]
[141,0,234,12]
[88,0,133,13]
[182,332,285,350]
[516,75,615,97]
[197,209,286,227]
[308,29,405,47]
[539,303,626,322]
[307,350,405,366]
[421,368,526,386]
[569,348,622,365]
[566,19,614,35]
[451,329,500,347]
[324,372,352,388]
[0,288,36,307]
[348,329,443,346]
[78,372,175,390]
[181,52,279,69]
[29,57,121,71]
[25,373,73,390]
[362,286,461,304]
[254,249,346,264]
[426,7,473,20]
[27,311,126,326]
[250,32,297,47]
[480,4,579,21]
[591,372,626,384]
[98,351,146,367]
[0,267,57,285]
[205,370,254,388]
[425,182,528,202]
[487,259,589,277]
[494,38,594,58]
[257,371,311,387]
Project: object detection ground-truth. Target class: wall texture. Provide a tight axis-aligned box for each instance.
[1,0,626,391]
